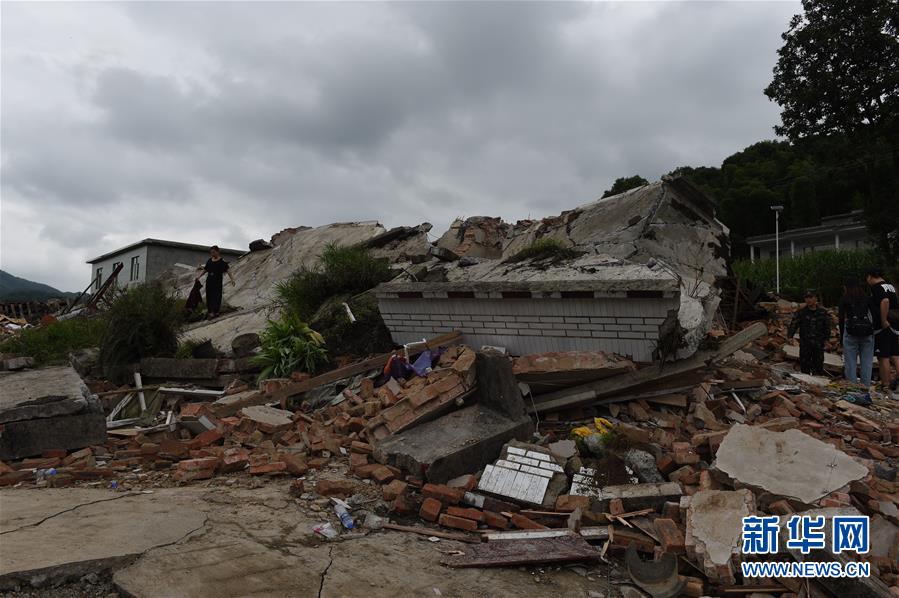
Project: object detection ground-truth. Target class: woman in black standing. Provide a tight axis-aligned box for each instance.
[197,246,235,319]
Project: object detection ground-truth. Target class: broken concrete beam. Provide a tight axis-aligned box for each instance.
[713,424,868,505]
[587,482,683,513]
[0,412,106,462]
[530,322,767,414]
[0,356,35,371]
[512,351,634,395]
[682,489,755,584]
[239,405,294,433]
[138,357,219,380]
[0,366,106,460]
[208,390,267,418]
[374,405,533,484]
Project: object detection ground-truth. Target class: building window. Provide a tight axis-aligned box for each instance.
[112,262,122,286]
[95,267,103,290]
[130,256,140,281]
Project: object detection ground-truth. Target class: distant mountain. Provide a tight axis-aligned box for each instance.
[0,270,77,302]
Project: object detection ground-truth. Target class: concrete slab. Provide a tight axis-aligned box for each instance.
[0,489,206,589]
[0,366,105,460]
[240,405,294,428]
[0,366,92,423]
[114,535,327,598]
[374,405,533,483]
[713,424,868,504]
[2,482,612,597]
[683,489,755,583]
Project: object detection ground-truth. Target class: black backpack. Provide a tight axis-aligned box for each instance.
[846,300,873,337]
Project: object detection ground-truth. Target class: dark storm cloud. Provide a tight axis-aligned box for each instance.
[1,1,800,291]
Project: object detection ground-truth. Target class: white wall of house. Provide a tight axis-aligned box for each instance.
[89,246,148,290]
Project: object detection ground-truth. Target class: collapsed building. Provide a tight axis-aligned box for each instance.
[377,177,729,362]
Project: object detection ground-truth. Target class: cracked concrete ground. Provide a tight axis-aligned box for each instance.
[0,483,616,597]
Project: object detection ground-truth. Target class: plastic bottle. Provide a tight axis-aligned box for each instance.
[334,504,354,530]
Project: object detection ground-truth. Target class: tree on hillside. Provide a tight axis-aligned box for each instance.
[602,175,649,198]
[764,0,899,258]
[764,0,898,138]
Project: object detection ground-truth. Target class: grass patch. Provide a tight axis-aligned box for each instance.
[100,283,185,367]
[732,249,898,305]
[0,317,104,365]
[275,243,394,320]
[505,238,584,264]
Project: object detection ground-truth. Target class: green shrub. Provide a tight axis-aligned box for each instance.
[100,283,185,367]
[0,317,104,365]
[275,243,393,320]
[505,238,584,264]
[251,313,328,381]
[732,249,898,305]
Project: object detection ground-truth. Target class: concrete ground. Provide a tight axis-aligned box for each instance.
[0,482,625,598]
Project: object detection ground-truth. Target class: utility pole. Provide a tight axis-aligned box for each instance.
[771,205,784,294]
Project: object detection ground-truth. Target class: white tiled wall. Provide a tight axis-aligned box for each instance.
[377,294,678,361]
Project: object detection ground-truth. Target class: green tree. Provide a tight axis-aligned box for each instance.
[764,0,899,258]
[601,175,649,198]
[787,176,819,227]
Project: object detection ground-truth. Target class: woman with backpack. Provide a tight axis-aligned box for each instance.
[839,278,875,387]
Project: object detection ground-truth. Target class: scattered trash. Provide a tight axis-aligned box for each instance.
[313,522,338,539]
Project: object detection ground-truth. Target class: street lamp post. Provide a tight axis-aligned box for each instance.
[771,205,784,294]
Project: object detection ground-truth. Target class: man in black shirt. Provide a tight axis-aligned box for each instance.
[788,289,830,375]
[866,267,899,392]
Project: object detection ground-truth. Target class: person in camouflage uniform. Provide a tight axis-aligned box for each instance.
[788,289,830,375]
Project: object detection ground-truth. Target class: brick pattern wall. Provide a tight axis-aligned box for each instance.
[377,291,678,362]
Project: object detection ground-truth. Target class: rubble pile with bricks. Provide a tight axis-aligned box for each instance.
[1,312,897,595]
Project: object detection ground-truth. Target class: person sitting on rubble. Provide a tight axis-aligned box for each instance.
[787,289,829,376]
[866,267,899,393]
[838,277,874,388]
[196,245,235,319]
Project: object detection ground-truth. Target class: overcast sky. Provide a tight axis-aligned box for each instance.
[1,1,799,292]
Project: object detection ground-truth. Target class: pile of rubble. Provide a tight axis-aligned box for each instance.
[1,320,896,596]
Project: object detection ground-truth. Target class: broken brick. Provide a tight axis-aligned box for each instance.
[371,465,395,485]
[555,495,591,512]
[483,511,509,529]
[439,513,478,532]
[422,483,464,505]
[420,497,442,522]
[349,452,369,470]
[446,506,485,523]
[382,479,408,501]
[391,493,413,514]
[654,518,686,554]
[249,461,287,476]
[509,513,547,530]
[315,479,356,497]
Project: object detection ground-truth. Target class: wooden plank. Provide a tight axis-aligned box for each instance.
[645,394,688,407]
[96,385,163,397]
[134,372,147,413]
[269,331,462,404]
[382,522,479,543]
[530,322,767,414]
[441,534,600,568]
[483,530,576,541]
[781,343,878,372]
